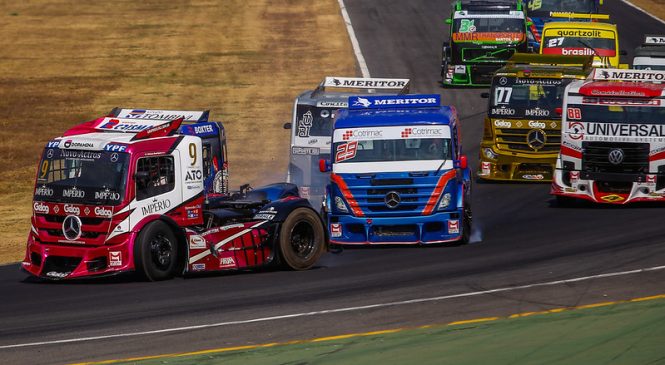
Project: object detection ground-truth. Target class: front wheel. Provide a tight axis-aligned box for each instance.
[278,208,325,270]
[134,221,179,281]
[460,204,472,245]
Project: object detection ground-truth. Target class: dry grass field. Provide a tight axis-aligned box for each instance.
[629,0,665,21]
[0,0,355,264]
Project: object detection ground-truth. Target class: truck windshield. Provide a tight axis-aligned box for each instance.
[571,103,665,125]
[333,138,452,163]
[453,17,525,37]
[294,105,335,139]
[489,77,572,119]
[34,149,129,205]
[527,0,597,17]
[542,32,616,57]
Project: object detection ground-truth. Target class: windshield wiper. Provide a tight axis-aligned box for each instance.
[577,39,610,67]
[435,158,449,175]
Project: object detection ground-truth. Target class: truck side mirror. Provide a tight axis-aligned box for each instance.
[283,122,292,130]
[445,18,452,25]
[555,107,562,116]
[480,92,489,99]
[459,155,468,170]
[319,159,331,173]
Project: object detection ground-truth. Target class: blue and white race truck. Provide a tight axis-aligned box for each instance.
[319,94,472,245]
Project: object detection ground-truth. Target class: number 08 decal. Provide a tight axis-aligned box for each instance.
[335,141,358,163]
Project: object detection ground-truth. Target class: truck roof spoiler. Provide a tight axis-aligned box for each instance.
[644,35,665,46]
[548,12,609,20]
[311,77,410,97]
[109,108,210,123]
[508,53,594,70]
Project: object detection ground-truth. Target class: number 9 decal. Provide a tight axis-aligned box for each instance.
[40,160,49,178]
[189,143,197,166]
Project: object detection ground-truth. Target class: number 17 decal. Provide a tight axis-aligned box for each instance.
[335,141,358,162]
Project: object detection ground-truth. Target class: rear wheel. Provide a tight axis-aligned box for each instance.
[134,221,179,281]
[278,208,325,270]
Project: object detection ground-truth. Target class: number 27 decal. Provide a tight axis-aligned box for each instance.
[335,141,358,162]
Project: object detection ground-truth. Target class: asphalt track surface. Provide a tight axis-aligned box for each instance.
[2,2,665,364]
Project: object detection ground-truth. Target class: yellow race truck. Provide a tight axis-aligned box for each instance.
[478,53,593,181]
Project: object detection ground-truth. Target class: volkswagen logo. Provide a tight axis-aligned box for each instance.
[62,215,82,241]
[384,191,401,209]
[608,148,625,165]
[526,129,546,151]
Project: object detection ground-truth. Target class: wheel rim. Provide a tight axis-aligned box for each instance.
[150,233,173,270]
[289,221,316,259]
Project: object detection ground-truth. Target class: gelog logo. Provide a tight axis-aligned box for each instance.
[94,207,113,217]
[64,204,81,215]
[33,202,49,214]
[528,121,546,129]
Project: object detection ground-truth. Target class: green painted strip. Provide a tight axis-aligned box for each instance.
[83,296,665,365]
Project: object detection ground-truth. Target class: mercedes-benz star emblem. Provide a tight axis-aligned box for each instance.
[526,129,546,151]
[608,148,625,165]
[384,191,401,209]
[62,215,82,241]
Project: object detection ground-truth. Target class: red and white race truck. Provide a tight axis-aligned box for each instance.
[23,109,326,280]
[551,69,665,204]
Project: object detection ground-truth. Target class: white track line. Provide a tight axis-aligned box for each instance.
[620,0,665,25]
[338,0,371,78]
[2,264,664,350]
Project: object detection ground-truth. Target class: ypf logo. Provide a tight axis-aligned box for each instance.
[342,130,354,141]
[401,128,413,138]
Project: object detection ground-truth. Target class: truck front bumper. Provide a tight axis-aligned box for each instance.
[328,212,464,245]
[478,147,556,182]
[22,233,136,280]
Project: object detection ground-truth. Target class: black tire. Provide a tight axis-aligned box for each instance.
[460,204,472,245]
[134,220,179,281]
[555,195,576,208]
[278,208,325,270]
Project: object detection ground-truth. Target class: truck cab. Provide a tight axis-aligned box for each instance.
[525,0,605,49]
[478,53,593,181]
[633,35,665,71]
[24,109,325,280]
[320,94,472,245]
[539,21,626,68]
[284,77,409,208]
[441,0,529,86]
[551,69,665,204]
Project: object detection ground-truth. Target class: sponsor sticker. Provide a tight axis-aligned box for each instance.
[494,120,512,128]
[600,194,625,203]
[109,251,122,267]
[192,263,206,271]
[522,174,544,180]
[481,161,491,175]
[291,147,320,155]
[646,175,657,185]
[330,223,342,238]
[189,235,206,249]
[33,202,50,214]
[335,141,358,163]
[448,220,460,234]
[570,171,580,182]
[220,256,236,269]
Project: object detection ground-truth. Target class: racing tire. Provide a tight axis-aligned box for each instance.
[278,208,325,271]
[555,195,576,208]
[134,221,179,281]
[460,204,472,245]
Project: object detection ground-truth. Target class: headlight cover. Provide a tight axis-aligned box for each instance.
[483,147,498,160]
[437,192,452,210]
[335,196,349,213]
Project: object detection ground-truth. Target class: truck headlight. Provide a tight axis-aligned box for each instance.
[483,147,498,160]
[335,196,349,213]
[437,193,452,210]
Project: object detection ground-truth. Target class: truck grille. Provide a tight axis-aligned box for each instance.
[582,142,649,174]
[349,178,437,216]
[496,128,560,153]
[463,48,515,63]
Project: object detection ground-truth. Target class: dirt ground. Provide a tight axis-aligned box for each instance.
[0,0,356,264]
[628,0,665,21]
